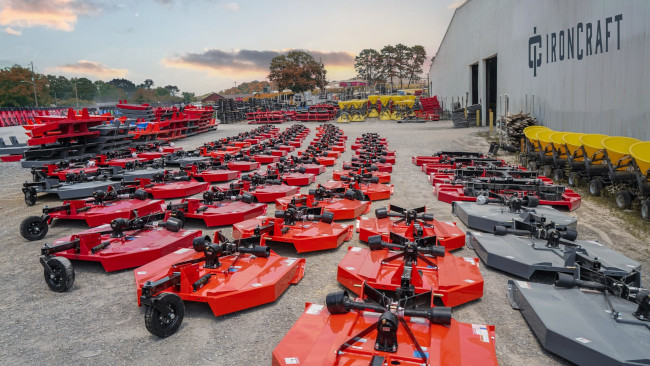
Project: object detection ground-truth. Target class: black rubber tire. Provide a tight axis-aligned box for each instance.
[20,216,48,241]
[25,191,36,206]
[325,291,349,314]
[144,293,184,338]
[133,189,148,200]
[164,217,183,232]
[527,161,538,171]
[44,256,75,292]
[375,207,388,219]
[552,169,564,181]
[589,179,603,196]
[542,165,553,178]
[641,200,650,220]
[320,212,334,224]
[567,172,580,187]
[615,190,633,210]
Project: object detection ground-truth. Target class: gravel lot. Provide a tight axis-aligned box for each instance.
[0,119,647,365]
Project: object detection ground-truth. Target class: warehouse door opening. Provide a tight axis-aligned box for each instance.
[470,63,478,105]
[485,56,497,125]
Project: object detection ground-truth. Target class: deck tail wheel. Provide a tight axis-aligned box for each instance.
[20,216,49,241]
[43,256,75,292]
[144,293,185,338]
[24,190,37,206]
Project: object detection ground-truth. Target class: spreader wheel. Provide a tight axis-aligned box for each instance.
[641,200,650,221]
[20,216,48,241]
[144,293,184,338]
[527,161,538,172]
[542,165,553,178]
[615,190,633,210]
[24,191,36,206]
[43,256,75,292]
[589,179,603,196]
[567,172,580,187]
[552,169,564,181]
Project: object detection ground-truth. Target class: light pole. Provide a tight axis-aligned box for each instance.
[73,83,79,108]
[97,85,101,104]
[30,61,38,107]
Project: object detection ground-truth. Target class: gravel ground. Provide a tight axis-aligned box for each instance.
[0,120,647,365]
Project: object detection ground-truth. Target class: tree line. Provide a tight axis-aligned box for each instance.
[0,65,193,108]
[354,44,427,90]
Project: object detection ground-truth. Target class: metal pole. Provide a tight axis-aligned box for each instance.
[97,85,101,104]
[74,83,79,108]
[31,61,38,107]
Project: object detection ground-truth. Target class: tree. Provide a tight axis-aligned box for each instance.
[393,44,410,88]
[182,92,195,104]
[219,80,271,95]
[380,45,398,92]
[0,65,51,107]
[143,79,154,89]
[71,77,95,101]
[354,49,384,88]
[268,51,327,94]
[108,78,136,93]
[164,85,179,96]
[405,45,427,88]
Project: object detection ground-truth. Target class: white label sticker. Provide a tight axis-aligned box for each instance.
[345,267,355,271]
[463,257,477,265]
[464,279,476,283]
[410,317,426,324]
[575,337,591,344]
[284,258,297,265]
[472,324,490,343]
[136,271,147,275]
[306,304,324,315]
[174,248,192,254]
[251,283,262,287]
[506,255,515,259]
[284,357,300,364]
[350,247,362,252]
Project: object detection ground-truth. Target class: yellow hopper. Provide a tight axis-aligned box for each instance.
[524,126,549,150]
[579,134,609,161]
[337,101,351,123]
[368,96,380,118]
[602,136,640,166]
[350,99,367,122]
[563,133,586,160]
[549,132,569,154]
[535,129,556,155]
[629,141,650,176]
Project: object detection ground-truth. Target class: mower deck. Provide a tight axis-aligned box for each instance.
[275,194,371,220]
[322,181,393,201]
[508,280,650,366]
[452,201,578,232]
[233,216,353,253]
[170,199,267,227]
[467,231,641,279]
[338,246,483,307]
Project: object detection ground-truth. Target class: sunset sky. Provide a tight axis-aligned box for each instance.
[0,0,460,95]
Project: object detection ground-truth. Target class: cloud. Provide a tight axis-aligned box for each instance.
[220,2,239,11]
[0,0,101,32]
[3,26,19,35]
[447,0,465,9]
[47,60,128,79]
[162,48,355,76]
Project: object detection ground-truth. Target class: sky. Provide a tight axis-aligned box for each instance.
[0,0,460,95]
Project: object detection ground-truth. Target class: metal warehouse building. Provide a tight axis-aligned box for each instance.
[428,0,650,140]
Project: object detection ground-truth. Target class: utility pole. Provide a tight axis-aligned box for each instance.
[74,83,79,108]
[30,61,38,107]
[97,85,101,104]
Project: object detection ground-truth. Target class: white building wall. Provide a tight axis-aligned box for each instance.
[429,0,650,140]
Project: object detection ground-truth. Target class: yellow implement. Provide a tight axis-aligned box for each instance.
[350,99,367,122]
[535,129,556,155]
[379,96,393,120]
[368,95,380,117]
[563,133,586,160]
[579,134,609,160]
[549,132,569,154]
[337,101,351,123]
[392,100,415,120]
[524,126,550,150]
[629,141,650,176]
[602,136,640,166]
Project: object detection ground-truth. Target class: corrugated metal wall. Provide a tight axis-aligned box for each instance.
[429,0,650,140]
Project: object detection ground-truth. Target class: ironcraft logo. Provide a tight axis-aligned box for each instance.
[528,14,623,77]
